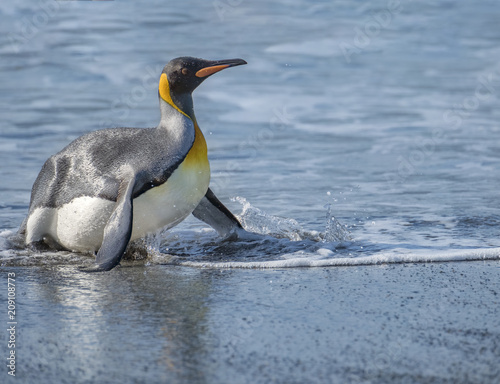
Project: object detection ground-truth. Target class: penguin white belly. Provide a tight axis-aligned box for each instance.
[57,197,115,251]
[131,162,210,240]
[26,197,114,253]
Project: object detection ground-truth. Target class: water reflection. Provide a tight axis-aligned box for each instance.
[5,265,219,383]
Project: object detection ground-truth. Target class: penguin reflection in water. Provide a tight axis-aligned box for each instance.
[20,57,247,271]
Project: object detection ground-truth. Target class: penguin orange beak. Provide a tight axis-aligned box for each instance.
[195,58,247,78]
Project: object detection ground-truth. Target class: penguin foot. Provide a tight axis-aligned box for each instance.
[27,240,52,253]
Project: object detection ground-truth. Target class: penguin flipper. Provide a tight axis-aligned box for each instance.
[192,188,243,238]
[81,177,135,272]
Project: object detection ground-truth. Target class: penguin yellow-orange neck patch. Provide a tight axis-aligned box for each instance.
[159,73,190,119]
[182,121,209,170]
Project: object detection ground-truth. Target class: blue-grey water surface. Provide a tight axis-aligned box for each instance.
[0,1,499,383]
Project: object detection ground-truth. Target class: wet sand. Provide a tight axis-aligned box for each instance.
[1,260,498,383]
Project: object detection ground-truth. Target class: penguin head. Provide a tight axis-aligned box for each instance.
[162,57,247,95]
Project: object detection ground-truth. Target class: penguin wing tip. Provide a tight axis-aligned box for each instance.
[78,263,118,273]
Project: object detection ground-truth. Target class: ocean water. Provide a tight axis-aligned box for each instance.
[0,1,499,383]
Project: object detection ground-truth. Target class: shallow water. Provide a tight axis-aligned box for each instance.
[0,0,500,383]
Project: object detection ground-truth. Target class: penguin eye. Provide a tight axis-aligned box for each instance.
[181,68,189,76]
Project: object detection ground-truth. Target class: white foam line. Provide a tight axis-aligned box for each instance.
[178,248,500,269]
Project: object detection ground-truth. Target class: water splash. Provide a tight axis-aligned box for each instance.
[232,196,351,243]
[126,232,164,260]
[323,203,352,242]
[232,196,307,241]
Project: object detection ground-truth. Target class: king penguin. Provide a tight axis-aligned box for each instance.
[21,57,247,271]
